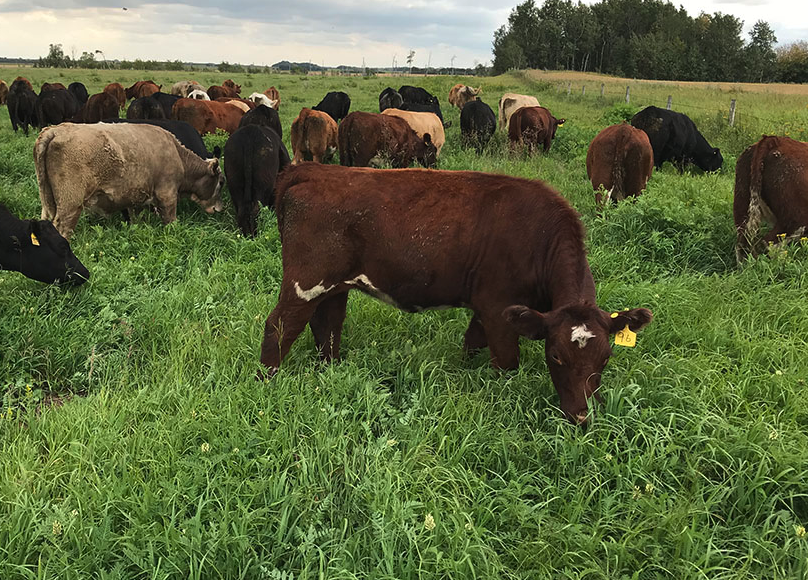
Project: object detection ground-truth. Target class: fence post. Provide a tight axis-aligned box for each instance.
[729,99,736,127]
[600,83,605,98]
[567,81,571,96]
[666,95,672,110]
[582,85,586,97]
[625,86,630,104]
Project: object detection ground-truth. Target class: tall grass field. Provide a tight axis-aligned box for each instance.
[1,68,807,579]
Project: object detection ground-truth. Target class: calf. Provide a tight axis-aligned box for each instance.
[460,100,496,152]
[127,95,166,120]
[291,108,338,164]
[498,93,540,131]
[224,125,290,237]
[508,106,565,153]
[448,84,481,108]
[379,87,403,112]
[313,91,351,123]
[586,124,653,205]
[631,106,722,172]
[239,104,283,138]
[172,98,245,135]
[338,111,436,169]
[259,165,652,423]
[36,89,81,127]
[0,204,89,285]
[381,108,445,158]
[7,78,37,135]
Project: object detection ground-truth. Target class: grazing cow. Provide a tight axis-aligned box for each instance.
[0,80,8,105]
[339,111,436,169]
[498,93,540,131]
[313,91,351,123]
[379,87,403,112]
[586,124,654,205]
[35,123,224,239]
[448,84,481,108]
[215,97,256,112]
[36,89,81,127]
[150,92,181,117]
[508,106,565,153]
[127,95,167,120]
[263,87,281,110]
[239,104,283,138]
[172,98,245,135]
[224,125,290,237]
[246,92,278,109]
[734,135,808,262]
[381,108,445,158]
[0,203,90,285]
[103,83,126,110]
[188,89,210,100]
[460,100,496,152]
[290,108,338,164]
[7,78,38,135]
[40,82,67,93]
[208,85,238,100]
[399,85,438,105]
[258,164,653,423]
[171,80,203,97]
[222,79,241,95]
[68,82,89,105]
[103,118,221,159]
[125,80,161,100]
[631,106,722,172]
[73,92,119,123]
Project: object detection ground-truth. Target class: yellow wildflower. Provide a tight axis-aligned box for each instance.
[424,513,436,531]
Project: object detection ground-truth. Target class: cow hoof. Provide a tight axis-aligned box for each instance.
[256,366,278,382]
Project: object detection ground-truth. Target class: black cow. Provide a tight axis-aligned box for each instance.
[150,92,181,118]
[103,118,220,159]
[7,79,37,135]
[68,82,89,106]
[0,204,90,285]
[37,89,81,127]
[399,100,449,128]
[379,87,403,112]
[399,85,437,105]
[223,125,290,237]
[127,95,166,120]
[630,106,722,172]
[312,91,351,123]
[238,104,283,138]
[460,100,496,152]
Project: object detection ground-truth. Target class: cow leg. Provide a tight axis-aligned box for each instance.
[463,313,488,356]
[309,291,349,362]
[481,313,520,370]
[154,194,178,225]
[259,289,321,376]
[53,207,82,240]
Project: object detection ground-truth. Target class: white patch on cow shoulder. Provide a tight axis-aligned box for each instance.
[294,280,335,302]
[571,324,596,349]
[344,274,400,308]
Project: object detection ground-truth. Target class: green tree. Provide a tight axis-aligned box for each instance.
[776,41,808,83]
[745,21,777,82]
[37,43,71,68]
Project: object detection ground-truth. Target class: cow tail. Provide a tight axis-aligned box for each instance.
[611,130,628,201]
[34,127,58,221]
[743,136,778,255]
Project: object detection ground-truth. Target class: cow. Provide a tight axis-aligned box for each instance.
[263,87,281,110]
[36,88,81,127]
[381,108,445,159]
[224,125,290,237]
[312,91,351,123]
[630,106,722,172]
[586,124,654,205]
[379,87,403,112]
[0,203,90,285]
[460,100,496,152]
[498,93,540,131]
[508,106,565,153]
[172,98,244,135]
[125,80,161,100]
[171,80,203,97]
[399,100,448,127]
[448,84,481,109]
[733,135,808,263]
[150,92,181,118]
[35,123,224,239]
[127,95,167,120]
[339,111,436,169]
[239,104,283,138]
[68,82,89,105]
[73,92,119,123]
[290,108,338,165]
[188,89,210,100]
[103,83,126,110]
[399,85,438,105]
[0,80,8,105]
[40,82,67,93]
[7,78,38,135]
[257,164,653,424]
[215,97,256,112]
[102,118,221,160]
[222,79,241,95]
[246,92,278,109]
[208,85,238,100]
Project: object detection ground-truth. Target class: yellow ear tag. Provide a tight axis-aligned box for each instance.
[614,325,636,347]
[30,233,40,246]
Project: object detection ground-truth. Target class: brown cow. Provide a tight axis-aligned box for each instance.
[214,97,257,111]
[290,108,338,164]
[172,98,244,134]
[508,106,565,153]
[339,111,436,168]
[40,82,67,92]
[381,108,445,159]
[208,85,238,100]
[498,93,540,131]
[72,92,119,123]
[448,84,481,109]
[734,135,808,262]
[222,79,241,95]
[263,87,280,110]
[586,124,653,205]
[125,80,161,100]
[0,80,7,105]
[258,164,653,424]
[103,82,126,110]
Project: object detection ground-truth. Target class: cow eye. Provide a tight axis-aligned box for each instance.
[550,353,563,366]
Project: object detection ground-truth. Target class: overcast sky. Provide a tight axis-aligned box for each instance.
[0,1,805,69]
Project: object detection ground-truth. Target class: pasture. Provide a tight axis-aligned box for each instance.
[1,67,807,579]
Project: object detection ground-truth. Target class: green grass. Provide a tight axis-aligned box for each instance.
[1,68,807,579]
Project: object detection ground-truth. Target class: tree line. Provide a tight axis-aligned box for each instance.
[492,0,808,83]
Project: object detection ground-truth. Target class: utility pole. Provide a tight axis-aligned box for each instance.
[451,55,456,76]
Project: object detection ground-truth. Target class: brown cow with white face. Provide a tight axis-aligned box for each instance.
[258,165,652,423]
[587,123,654,205]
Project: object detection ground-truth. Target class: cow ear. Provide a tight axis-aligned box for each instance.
[28,220,43,246]
[503,305,547,340]
[207,158,220,173]
[423,133,432,146]
[608,308,653,334]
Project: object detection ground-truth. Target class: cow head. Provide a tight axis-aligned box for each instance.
[503,303,652,424]
[415,133,438,168]
[189,158,225,214]
[3,219,90,285]
[700,147,723,172]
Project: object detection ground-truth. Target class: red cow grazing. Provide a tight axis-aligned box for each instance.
[339,111,436,168]
[208,85,238,100]
[40,82,67,92]
[263,87,280,110]
[0,80,7,105]
[172,98,244,134]
[734,135,808,262]
[125,80,161,100]
[222,79,241,95]
[290,108,338,164]
[258,165,652,424]
[586,124,654,205]
[72,92,119,123]
[103,82,126,110]
[508,106,565,153]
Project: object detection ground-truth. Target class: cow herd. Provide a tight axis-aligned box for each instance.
[1,73,806,424]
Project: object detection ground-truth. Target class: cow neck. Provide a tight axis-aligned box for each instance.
[173,140,208,187]
[540,219,597,310]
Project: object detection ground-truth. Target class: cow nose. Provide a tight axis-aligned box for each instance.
[575,413,589,426]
